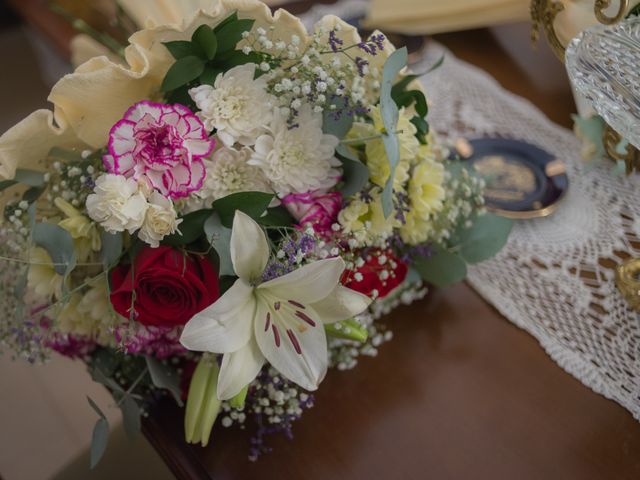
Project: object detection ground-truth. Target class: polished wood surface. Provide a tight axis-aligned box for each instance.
[5,2,640,478]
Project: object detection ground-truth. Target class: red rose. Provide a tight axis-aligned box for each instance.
[110,246,219,327]
[342,248,408,299]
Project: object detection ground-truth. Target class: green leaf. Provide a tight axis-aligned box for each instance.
[213,12,238,33]
[391,74,418,99]
[199,66,221,85]
[325,319,368,342]
[0,179,17,191]
[215,18,254,53]
[162,209,212,246]
[100,231,123,269]
[32,223,76,276]
[218,50,263,70]
[410,90,428,117]
[161,55,206,92]
[13,169,45,187]
[336,144,369,197]
[212,191,274,228]
[145,356,184,407]
[87,395,107,419]
[413,247,467,288]
[258,206,295,227]
[322,99,353,139]
[203,212,234,276]
[119,396,141,441]
[22,186,45,204]
[192,25,218,60]
[229,385,248,409]
[184,357,221,447]
[90,417,109,469]
[410,116,429,144]
[379,47,408,218]
[163,40,195,59]
[454,213,512,264]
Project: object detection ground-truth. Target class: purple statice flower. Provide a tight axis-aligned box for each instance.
[357,34,386,56]
[354,57,369,77]
[261,232,318,282]
[328,29,344,52]
[369,34,386,51]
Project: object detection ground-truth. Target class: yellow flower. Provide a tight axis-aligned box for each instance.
[55,197,101,262]
[350,107,419,191]
[57,277,121,344]
[408,156,445,217]
[27,247,66,300]
[400,209,433,246]
[338,189,400,246]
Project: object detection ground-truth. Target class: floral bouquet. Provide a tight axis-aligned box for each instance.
[0,0,510,464]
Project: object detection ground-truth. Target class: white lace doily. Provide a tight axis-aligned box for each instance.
[299,3,640,421]
[419,45,640,421]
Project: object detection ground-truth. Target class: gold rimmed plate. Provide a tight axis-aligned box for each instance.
[457,137,569,219]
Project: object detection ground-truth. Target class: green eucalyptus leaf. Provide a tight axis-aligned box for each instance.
[162,209,213,246]
[212,191,274,228]
[203,212,234,277]
[161,55,206,92]
[336,144,369,197]
[413,247,467,287]
[32,222,76,276]
[322,99,354,139]
[90,417,109,469]
[87,395,107,419]
[192,24,218,60]
[455,213,512,264]
[100,231,123,269]
[325,319,368,342]
[13,169,45,187]
[119,396,141,441]
[379,47,407,218]
[145,356,184,406]
[215,18,254,53]
[163,40,195,59]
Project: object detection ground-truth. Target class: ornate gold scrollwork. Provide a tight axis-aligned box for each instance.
[530,0,567,60]
[616,257,640,310]
[594,0,629,24]
[603,125,640,174]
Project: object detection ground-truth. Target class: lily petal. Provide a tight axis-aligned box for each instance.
[259,257,345,304]
[217,338,265,400]
[311,285,372,324]
[230,211,269,282]
[180,279,255,353]
[254,298,328,391]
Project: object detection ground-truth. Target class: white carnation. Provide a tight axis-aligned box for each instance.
[189,64,273,146]
[138,192,182,248]
[249,105,341,194]
[86,174,148,233]
[196,147,272,203]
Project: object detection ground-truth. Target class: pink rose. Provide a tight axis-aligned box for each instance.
[104,101,215,199]
[281,190,342,234]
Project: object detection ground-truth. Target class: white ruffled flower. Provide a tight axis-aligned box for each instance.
[138,192,182,248]
[197,147,272,202]
[86,174,148,234]
[249,105,341,195]
[189,64,273,146]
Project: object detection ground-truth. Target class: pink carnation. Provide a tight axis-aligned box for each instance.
[104,101,215,198]
[114,324,187,359]
[281,190,342,235]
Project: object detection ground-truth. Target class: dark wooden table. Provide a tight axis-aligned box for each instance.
[7,1,640,478]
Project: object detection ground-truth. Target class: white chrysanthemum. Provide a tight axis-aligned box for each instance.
[138,191,182,248]
[86,174,148,234]
[249,105,341,195]
[197,147,272,203]
[189,64,274,146]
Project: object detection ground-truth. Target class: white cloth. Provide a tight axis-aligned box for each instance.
[298,0,640,421]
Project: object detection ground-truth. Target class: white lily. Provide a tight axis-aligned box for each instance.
[180,211,371,400]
